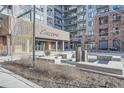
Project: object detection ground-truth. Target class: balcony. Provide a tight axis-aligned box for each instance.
[96,5,109,9]
[54,22,62,26]
[54,6,62,12]
[71,36,82,42]
[77,19,86,22]
[54,14,62,19]
[64,13,77,19]
[68,6,77,11]
[64,21,77,26]
[76,26,86,30]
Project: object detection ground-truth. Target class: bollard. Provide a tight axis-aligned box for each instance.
[76,47,82,62]
[76,47,88,62]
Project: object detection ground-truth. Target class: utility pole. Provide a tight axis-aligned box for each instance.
[33,5,35,67]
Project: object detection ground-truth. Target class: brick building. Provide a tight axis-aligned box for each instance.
[94,9,124,51]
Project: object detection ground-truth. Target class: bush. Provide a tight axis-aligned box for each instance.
[44,50,51,56]
[12,59,81,81]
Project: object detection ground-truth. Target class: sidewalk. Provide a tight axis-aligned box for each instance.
[0,65,41,88]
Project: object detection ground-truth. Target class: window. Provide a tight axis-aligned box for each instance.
[35,13,44,22]
[113,39,120,49]
[113,5,121,10]
[88,5,92,9]
[99,40,108,49]
[47,7,53,17]
[36,6,44,12]
[88,30,93,36]
[47,17,53,26]
[19,6,31,20]
[113,14,121,22]
[88,21,93,26]
[78,15,84,21]
[55,11,62,18]
[99,28,108,36]
[88,12,93,18]
[99,16,108,25]
[55,19,62,24]
[7,5,12,9]
[113,27,120,35]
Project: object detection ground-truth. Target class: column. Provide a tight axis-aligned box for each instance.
[7,35,11,55]
[27,39,29,53]
[68,41,70,51]
[55,41,58,52]
[62,41,65,51]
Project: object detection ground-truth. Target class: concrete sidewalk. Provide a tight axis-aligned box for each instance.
[0,65,41,88]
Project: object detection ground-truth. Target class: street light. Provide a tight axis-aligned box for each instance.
[32,5,36,67]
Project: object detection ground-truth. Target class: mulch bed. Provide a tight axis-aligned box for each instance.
[1,62,124,88]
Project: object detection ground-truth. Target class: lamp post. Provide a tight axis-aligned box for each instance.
[32,5,36,67]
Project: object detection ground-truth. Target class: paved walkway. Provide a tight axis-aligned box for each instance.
[0,65,41,88]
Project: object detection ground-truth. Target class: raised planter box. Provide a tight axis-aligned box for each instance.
[36,58,54,63]
[76,63,122,75]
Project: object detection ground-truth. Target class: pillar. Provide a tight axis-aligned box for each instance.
[7,35,11,55]
[56,41,58,52]
[62,41,65,51]
[68,41,70,50]
[27,39,29,53]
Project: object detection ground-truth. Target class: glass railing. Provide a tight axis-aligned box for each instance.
[68,7,77,10]
[96,5,108,9]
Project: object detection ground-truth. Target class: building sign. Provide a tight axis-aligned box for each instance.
[40,29,59,38]
[35,24,70,41]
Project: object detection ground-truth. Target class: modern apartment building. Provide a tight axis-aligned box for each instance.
[0,5,70,55]
[63,5,87,50]
[93,5,124,51]
[85,5,96,49]
[1,5,124,56]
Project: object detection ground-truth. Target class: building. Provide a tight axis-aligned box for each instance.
[93,5,124,51]
[63,5,87,50]
[85,5,96,49]
[0,5,70,55]
[1,5,124,55]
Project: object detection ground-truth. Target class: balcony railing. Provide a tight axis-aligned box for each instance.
[64,21,77,26]
[71,36,82,41]
[64,13,77,19]
[68,6,77,11]
[54,6,62,12]
[96,5,109,9]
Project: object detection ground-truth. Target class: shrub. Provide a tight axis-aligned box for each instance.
[44,50,51,56]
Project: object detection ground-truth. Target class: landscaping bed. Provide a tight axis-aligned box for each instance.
[1,59,124,88]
